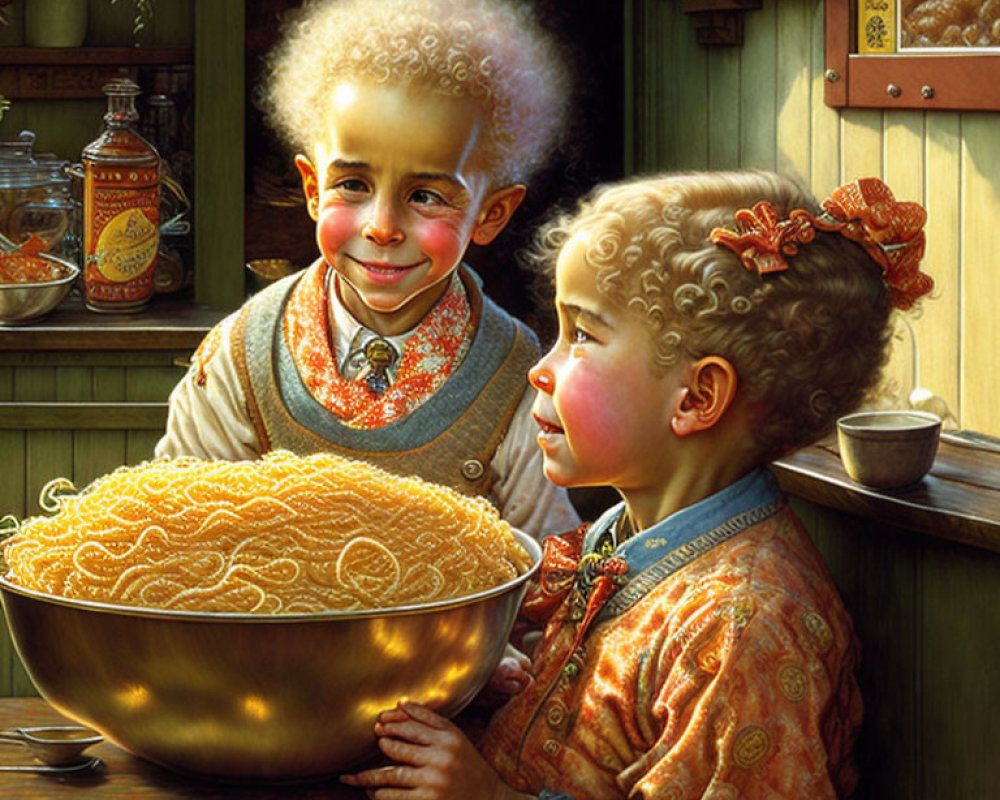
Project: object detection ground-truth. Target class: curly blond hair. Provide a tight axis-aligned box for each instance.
[259,0,570,187]
[532,170,900,461]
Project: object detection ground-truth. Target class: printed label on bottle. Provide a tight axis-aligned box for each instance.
[94,207,158,282]
[83,173,160,310]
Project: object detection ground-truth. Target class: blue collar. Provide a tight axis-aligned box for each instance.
[584,467,783,576]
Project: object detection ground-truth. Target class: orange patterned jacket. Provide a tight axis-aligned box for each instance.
[479,469,862,799]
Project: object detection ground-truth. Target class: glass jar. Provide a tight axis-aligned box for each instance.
[0,131,76,262]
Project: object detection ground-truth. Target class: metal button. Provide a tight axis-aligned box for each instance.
[460,459,485,481]
[886,83,902,98]
[545,703,566,728]
[921,85,935,99]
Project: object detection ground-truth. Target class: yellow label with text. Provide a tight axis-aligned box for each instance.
[95,208,159,283]
[858,0,896,54]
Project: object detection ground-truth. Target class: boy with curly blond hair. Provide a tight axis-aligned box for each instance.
[157,0,579,538]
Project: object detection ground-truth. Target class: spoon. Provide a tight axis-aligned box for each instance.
[0,725,103,767]
[0,756,102,774]
[0,232,19,255]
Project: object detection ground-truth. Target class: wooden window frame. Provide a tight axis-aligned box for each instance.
[825,0,1000,111]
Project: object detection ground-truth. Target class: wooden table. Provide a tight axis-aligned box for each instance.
[0,698,366,799]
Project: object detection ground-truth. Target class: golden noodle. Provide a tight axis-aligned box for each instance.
[2,451,531,614]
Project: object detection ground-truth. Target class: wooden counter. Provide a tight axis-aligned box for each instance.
[0,294,226,353]
[772,431,1000,555]
[0,698,366,799]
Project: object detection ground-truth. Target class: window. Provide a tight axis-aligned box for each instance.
[824,1,1000,110]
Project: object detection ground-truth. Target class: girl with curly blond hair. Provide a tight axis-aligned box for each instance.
[345,170,933,799]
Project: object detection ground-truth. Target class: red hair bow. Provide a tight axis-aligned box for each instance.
[710,177,933,310]
[813,178,931,310]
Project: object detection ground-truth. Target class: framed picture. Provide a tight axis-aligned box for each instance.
[899,0,1000,51]
[825,0,1000,110]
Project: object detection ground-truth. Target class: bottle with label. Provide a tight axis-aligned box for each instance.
[82,78,161,313]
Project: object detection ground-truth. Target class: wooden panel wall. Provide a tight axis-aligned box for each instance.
[625,0,1000,437]
[793,496,1000,800]
[0,355,182,697]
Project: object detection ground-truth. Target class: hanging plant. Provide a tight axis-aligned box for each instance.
[109,0,156,45]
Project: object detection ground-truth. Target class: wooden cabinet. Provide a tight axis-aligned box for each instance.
[0,0,246,311]
[824,0,1000,111]
[0,297,223,696]
[774,438,1000,799]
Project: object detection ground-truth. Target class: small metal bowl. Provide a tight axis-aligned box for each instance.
[0,531,540,783]
[246,258,296,293]
[0,253,79,326]
[837,409,941,489]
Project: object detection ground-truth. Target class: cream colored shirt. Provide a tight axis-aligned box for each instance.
[156,287,579,540]
[330,280,412,383]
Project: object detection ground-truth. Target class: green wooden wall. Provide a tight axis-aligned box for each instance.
[794,497,1000,800]
[624,0,1000,439]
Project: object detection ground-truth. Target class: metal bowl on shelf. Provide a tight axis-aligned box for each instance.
[246,257,296,293]
[0,531,540,783]
[0,253,79,326]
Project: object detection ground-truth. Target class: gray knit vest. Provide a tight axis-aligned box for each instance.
[231,267,540,496]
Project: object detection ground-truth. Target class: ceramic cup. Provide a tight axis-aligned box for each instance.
[836,409,941,490]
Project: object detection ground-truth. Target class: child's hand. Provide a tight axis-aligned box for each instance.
[340,701,529,799]
[487,644,533,698]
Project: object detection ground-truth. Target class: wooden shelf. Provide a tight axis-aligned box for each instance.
[681,0,762,46]
[0,294,223,352]
[0,46,192,65]
[0,47,192,100]
[773,434,1000,555]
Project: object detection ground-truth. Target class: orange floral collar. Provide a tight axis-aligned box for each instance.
[282,262,474,429]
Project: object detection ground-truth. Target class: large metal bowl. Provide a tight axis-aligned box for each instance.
[0,252,79,325]
[0,531,540,782]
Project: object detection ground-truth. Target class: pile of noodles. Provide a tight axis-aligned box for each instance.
[2,450,531,614]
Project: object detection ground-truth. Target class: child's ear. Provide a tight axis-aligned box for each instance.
[671,356,738,437]
[471,184,527,245]
[295,154,321,222]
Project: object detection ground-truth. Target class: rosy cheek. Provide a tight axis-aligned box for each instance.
[556,370,619,453]
[316,206,358,259]
[412,218,463,265]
